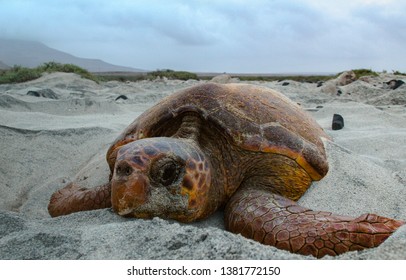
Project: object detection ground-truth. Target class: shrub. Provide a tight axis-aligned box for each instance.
[0,62,99,84]
[0,65,42,84]
[37,62,98,82]
[393,70,406,76]
[238,75,332,83]
[352,69,378,79]
[147,69,198,80]
[334,69,378,80]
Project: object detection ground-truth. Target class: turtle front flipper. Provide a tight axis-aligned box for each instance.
[225,186,405,258]
[48,182,111,217]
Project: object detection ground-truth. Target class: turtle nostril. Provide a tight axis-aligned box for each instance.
[125,166,132,176]
[116,163,133,177]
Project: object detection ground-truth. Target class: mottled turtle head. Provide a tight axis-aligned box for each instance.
[111,137,212,222]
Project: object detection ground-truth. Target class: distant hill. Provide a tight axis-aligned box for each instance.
[0,38,143,72]
[0,60,10,70]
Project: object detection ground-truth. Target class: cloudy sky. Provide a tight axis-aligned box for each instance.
[0,0,405,73]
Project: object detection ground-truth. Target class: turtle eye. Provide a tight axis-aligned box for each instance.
[151,157,184,187]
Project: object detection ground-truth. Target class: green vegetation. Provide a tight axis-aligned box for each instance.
[335,69,378,80]
[234,75,333,83]
[0,65,42,84]
[0,65,198,84]
[351,69,378,79]
[96,69,199,82]
[97,71,334,83]
[37,62,98,82]
[393,70,406,76]
[95,73,146,82]
[3,63,395,86]
[146,69,198,80]
[0,62,98,84]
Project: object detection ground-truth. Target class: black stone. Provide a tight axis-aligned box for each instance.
[26,89,58,99]
[385,79,405,90]
[115,95,128,101]
[332,114,344,130]
[336,89,343,96]
[27,91,40,97]
[282,82,290,86]
[317,81,324,87]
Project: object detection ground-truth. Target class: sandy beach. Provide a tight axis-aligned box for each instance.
[0,72,405,259]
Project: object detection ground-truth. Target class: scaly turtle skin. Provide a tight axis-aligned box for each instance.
[48,83,404,258]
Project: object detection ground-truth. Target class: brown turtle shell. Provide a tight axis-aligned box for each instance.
[107,83,329,180]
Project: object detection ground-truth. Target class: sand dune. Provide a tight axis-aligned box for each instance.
[0,72,405,259]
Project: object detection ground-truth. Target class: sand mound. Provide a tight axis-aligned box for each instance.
[1,72,405,259]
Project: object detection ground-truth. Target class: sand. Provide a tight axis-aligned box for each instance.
[0,72,405,259]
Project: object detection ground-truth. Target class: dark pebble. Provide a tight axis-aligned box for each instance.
[332,114,344,130]
[385,79,405,90]
[115,95,128,101]
[26,89,58,99]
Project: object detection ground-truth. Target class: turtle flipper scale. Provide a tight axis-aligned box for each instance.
[48,182,111,217]
[225,186,405,258]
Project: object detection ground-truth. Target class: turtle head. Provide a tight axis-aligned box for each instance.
[111,137,213,222]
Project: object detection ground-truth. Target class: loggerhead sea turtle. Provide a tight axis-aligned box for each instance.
[48,83,404,258]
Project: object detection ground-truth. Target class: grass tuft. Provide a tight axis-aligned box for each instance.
[393,70,406,76]
[146,69,198,80]
[335,69,379,79]
[351,69,379,79]
[0,62,99,84]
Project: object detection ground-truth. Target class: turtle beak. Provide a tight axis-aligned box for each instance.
[111,170,149,216]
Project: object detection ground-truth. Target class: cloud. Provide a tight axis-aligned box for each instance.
[0,0,328,45]
[0,0,405,72]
